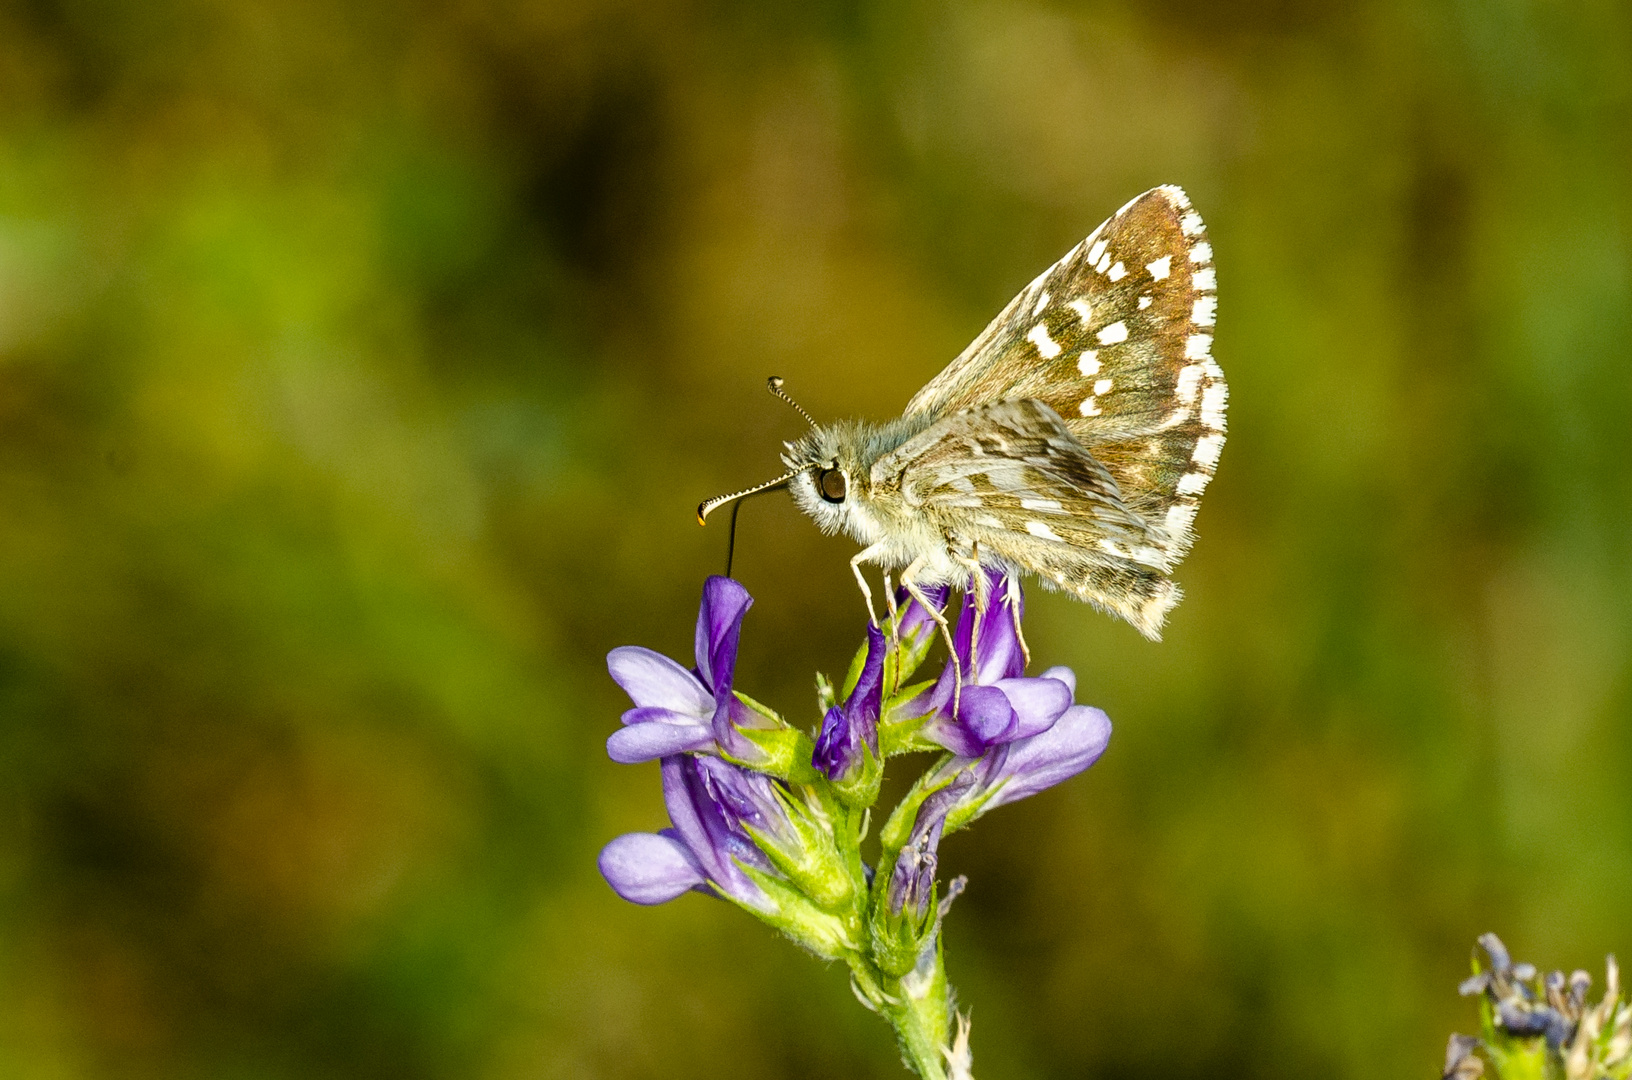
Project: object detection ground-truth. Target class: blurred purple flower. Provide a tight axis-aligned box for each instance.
[813,624,885,782]
[911,570,1075,757]
[598,754,787,912]
[605,575,765,764]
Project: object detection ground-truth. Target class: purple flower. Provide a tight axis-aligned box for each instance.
[606,576,767,764]
[934,672,1112,829]
[890,582,951,683]
[598,754,783,912]
[886,774,969,920]
[813,624,885,782]
[912,570,1075,757]
[868,770,972,976]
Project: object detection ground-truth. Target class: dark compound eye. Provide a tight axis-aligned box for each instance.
[817,468,847,503]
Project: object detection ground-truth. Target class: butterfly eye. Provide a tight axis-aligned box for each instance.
[817,468,847,503]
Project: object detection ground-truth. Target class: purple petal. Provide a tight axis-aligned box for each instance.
[993,676,1073,739]
[813,705,856,780]
[984,705,1111,808]
[620,706,702,727]
[922,684,1014,757]
[1039,665,1076,697]
[661,755,771,910]
[608,646,712,715]
[606,721,715,764]
[894,583,951,643]
[961,684,1018,745]
[599,832,706,904]
[846,623,886,724]
[945,570,1026,684]
[694,576,753,695]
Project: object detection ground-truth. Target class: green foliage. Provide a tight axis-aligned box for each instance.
[0,1,1629,1078]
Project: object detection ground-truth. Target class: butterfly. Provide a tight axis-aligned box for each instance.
[699,186,1225,648]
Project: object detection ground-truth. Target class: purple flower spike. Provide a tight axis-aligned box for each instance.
[813,624,885,781]
[606,575,764,764]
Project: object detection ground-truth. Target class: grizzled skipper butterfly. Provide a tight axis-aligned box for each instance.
[699,186,1226,649]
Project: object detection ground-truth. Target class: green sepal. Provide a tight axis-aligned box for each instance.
[878,757,959,865]
[841,639,870,701]
[815,672,837,715]
[943,786,997,836]
[883,618,941,693]
[878,680,941,757]
[738,865,862,961]
[727,691,819,783]
[868,875,938,978]
[742,783,857,913]
[828,741,883,810]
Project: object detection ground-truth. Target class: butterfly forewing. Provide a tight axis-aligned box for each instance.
[905,186,1225,563]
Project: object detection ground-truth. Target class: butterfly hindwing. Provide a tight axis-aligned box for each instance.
[905,186,1225,563]
[869,398,1180,638]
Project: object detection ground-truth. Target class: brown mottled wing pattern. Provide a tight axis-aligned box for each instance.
[870,398,1181,638]
[905,186,1226,564]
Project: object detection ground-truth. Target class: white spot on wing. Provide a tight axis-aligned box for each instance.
[1165,503,1198,536]
[1193,432,1225,467]
[1094,252,1112,274]
[1175,364,1203,404]
[1020,497,1063,512]
[1137,295,1152,310]
[1180,212,1204,236]
[1026,521,1066,542]
[1192,295,1217,326]
[1107,261,1127,282]
[1176,471,1209,495]
[1146,255,1172,280]
[1078,397,1101,417]
[1201,384,1228,430]
[1190,241,1212,263]
[1194,267,1217,291]
[1087,239,1108,265]
[1076,350,1100,376]
[1096,321,1129,345]
[975,514,1003,529]
[1093,378,1113,395]
[1157,406,1191,430]
[1028,322,1062,358]
[1033,290,1050,316]
[1068,298,1092,324]
[1184,333,1212,360]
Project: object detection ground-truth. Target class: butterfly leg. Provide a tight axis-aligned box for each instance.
[900,556,961,714]
[1006,572,1031,670]
[850,543,888,627]
[881,571,903,694]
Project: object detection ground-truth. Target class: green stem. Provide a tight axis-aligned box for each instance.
[850,941,956,1080]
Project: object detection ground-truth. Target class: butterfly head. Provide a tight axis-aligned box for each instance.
[780,423,867,538]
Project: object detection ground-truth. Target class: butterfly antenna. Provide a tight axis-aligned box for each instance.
[767,376,819,430]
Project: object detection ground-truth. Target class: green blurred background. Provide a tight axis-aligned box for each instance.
[1,0,1629,1076]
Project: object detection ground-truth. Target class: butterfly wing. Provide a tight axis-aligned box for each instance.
[905,186,1225,564]
[870,398,1180,639]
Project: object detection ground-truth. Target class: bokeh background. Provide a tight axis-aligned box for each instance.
[1,1,1630,1077]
